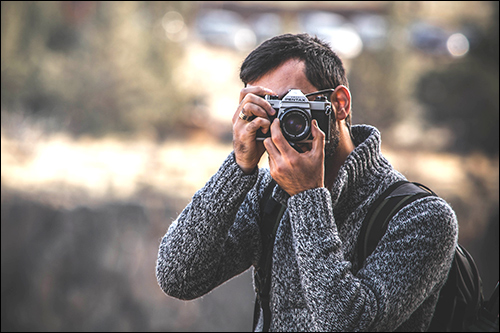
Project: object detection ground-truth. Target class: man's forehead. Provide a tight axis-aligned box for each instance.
[248,60,318,97]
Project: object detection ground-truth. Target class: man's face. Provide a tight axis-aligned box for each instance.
[248,58,340,158]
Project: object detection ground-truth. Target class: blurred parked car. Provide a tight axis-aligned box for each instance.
[195,9,257,51]
[409,21,451,55]
[409,21,471,57]
[248,12,283,44]
[351,13,389,51]
[298,11,363,59]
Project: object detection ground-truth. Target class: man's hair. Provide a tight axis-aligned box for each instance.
[240,33,351,126]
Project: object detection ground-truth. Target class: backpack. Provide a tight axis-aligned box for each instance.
[253,179,499,332]
[357,180,499,332]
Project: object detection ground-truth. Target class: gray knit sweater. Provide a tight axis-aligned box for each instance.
[156,125,458,332]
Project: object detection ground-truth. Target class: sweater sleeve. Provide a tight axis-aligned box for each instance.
[156,152,264,300]
[287,188,458,331]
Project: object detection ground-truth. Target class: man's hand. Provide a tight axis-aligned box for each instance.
[232,86,276,174]
[264,119,325,196]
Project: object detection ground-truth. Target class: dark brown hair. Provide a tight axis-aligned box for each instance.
[240,33,351,126]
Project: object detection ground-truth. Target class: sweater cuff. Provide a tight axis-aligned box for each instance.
[288,187,335,230]
[288,187,343,260]
[197,151,259,205]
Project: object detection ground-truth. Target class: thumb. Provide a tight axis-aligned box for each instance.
[311,120,325,154]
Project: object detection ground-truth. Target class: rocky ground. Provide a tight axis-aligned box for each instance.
[1,131,498,331]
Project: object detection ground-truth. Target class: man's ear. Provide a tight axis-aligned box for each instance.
[331,85,351,121]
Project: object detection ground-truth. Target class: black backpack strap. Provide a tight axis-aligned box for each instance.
[358,181,436,267]
[428,244,484,331]
[253,178,286,332]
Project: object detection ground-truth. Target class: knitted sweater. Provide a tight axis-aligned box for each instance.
[156,125,458,332]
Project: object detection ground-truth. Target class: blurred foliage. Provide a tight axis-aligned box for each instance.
[416,3,499,156]
[348,48,401,131]
[348,2,499,156]
[1,2,498,332]
[1,1,196,140]
[1,2,498,154]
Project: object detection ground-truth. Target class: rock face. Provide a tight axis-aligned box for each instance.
[0,191,255,332]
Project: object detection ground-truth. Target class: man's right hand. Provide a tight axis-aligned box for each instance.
[232,86,277,174]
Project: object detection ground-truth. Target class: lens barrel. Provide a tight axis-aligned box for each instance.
[279,108,311,142]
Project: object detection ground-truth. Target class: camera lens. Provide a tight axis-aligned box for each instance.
[285,114,306,135]
[280,108,311,141]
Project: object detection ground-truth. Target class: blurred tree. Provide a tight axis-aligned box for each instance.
[1,1,196,140]
[347,48,401,131]
[347,2,418,133]
[416,2,499,156]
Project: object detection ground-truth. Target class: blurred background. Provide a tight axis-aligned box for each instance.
[1,1,498,331]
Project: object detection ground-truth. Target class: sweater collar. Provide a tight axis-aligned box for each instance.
[272,124,391,207]
[330,124,392,208]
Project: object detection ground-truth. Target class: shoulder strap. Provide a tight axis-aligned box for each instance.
[357,181,436,267]
[253,178,286,332]
[429,243,484,331]
[258,179,281,242]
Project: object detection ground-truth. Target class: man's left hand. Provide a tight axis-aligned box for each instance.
[264,119,325,197]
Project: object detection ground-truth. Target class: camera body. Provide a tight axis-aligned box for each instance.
[256,89,332,143]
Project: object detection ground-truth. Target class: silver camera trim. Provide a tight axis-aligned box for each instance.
[260,89,331,143]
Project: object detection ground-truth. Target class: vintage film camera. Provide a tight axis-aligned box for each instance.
[256,89,332,144]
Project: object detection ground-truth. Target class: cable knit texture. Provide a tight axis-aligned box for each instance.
[156,125,458,332]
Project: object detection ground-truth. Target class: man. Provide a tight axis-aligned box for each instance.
[156,33,458,331]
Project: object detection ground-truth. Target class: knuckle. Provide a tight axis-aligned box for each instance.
[274,164,286,175]
[240,91,254,103]
[246,121,260,133]
[288,155,298,165]
[272,131,284,144]
[247,94,259,102]
[255,117,270,127]
[239,89,247,102]
[314,127,325,138]
[249,104,268,118]
[244,103,257,114]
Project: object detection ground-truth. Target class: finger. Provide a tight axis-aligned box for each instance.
[239,87,277,116]
[233,97,274,124]
[242,100,270,119]
[264,136,279,155]
[270,119,294,156]
[233,103,259,124]
[246,117,271,135]
[310,120,325,155]
[239,86,276,103]
[264,137,281,173]
[264,139,277,176]
[246,94,277,118]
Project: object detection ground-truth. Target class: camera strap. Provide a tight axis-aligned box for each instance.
[253,179,285,332]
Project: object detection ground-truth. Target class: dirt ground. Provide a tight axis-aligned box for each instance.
[1,131,498,331]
